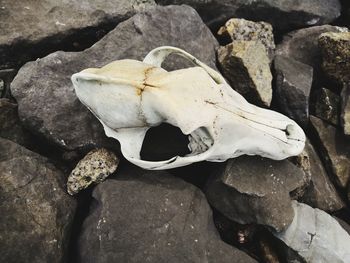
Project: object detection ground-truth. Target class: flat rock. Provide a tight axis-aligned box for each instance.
[319,32,350,84]
[11,5,219,151]
[205,156,308,232]
[295,140,344,212]
[218,41,272,106]
[157,0,341,31]
[77,167,257,263]
[218,18,275,60]
[341,85,350,135]
[274,55,313,126]
[274,201,350,263]
[0,0,155,69]
[314,87,340,125]
[0,138,76,263]
[310,116,350,189]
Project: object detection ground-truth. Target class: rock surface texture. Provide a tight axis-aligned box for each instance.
[0,0,155,69]
[205,156,308,232]
[314,88,340,125]
[0,138,76,263]
[77,168,257,263]
[341,85,350,135]
[10,5,219,151]
[218,41,272,106]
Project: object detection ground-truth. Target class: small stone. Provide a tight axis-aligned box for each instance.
[319,32,350,84]
[341,84,350,135]
[205,156,309,232]
[218,41,272,106]
[274,201,350,263]
[310,115,350,189]
[218,18,275,60]
[67,148,119,195]
[314,87,340,125]
[274,55,313,126]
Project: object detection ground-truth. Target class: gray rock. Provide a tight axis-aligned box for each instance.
[0,0,155,69]
[77,167,257,263]
[341,85,350,135]
[295,140,344,212]
[319,32,350,84]
[274,201,350,263]
[156,0,341,31]
[0,138,76,263]
[218,41,272,106]
[310,116,350,189]
[11,5,219,151]
[205,156,308,232]
[0,69,16,98]
[218,18,275,60]
[274,55,313,126]
[314,88,340,126]
[67,148,119,195]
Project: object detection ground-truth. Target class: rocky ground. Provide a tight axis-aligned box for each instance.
[1,1,350,263]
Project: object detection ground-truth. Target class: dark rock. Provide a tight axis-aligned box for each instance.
[205,156,308,232]
[310,115,350,189]
[0,69,16,98]
[295,140,344,212]
[156,0,341,31]
[217,41,272,106]
[314,88,340,125]
[341,84,350,135]
[274,55,313,126]
[319,32,350,84]
[77,167,257,263]
[0,0,155,69]
[11,5,219,151]
[0,138,76,263]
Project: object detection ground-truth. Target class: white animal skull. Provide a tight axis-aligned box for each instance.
[72,46,305,170]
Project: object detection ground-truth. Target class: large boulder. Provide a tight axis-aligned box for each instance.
[77,167,257,263]
[11,5,219,151]
[0,138,76,263]
[0,0,155,69]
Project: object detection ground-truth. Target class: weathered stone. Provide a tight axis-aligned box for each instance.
[310,115,350,189]
[319,32,350,84]
[0,69,16,98]
[274,201,350,263]
[218,41,272,106]
[274,55,313,126]
[341,85,350,135]
[205,156,308,232]
[0,0,155,69]
[314,88,340,126]
[67,148,119,195]
[77,167,257,263]
[156,0,341,31]
[218,18,275,60]
[11,5,219,151]
[0,138,76,263]
[295,140,344,212]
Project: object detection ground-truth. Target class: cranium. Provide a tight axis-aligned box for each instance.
[71,46,305,170]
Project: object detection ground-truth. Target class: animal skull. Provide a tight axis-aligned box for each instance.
[71,46,305,170]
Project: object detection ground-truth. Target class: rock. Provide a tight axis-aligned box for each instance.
[11,5,219,151]
[77,167,257,263]
[314,87,340,125]
[218,41,272,106]
[274,201,350,263]
[156,0,341,31]
[310,115,350,189]
[0,138,76,263]
[218,18,275,60]
[319,32,350,84]
[0,0,155,69]
[67,148,119,195]
[0,69,16,98]
[205,156,308,232]
[341,85,350,135]
[295,140,344,212]
[274,55,313,126]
